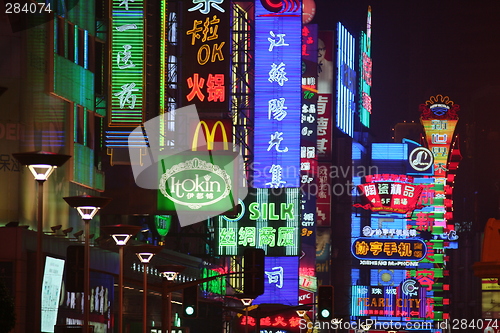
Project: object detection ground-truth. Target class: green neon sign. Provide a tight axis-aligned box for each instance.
[110,0,145,125]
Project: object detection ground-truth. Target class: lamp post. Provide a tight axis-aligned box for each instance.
[63,195,112,333]
[12,151,70,332]
[132,244,162,333]
[157,264,185,333]
[101,224,142,333]
[240,297,254,333]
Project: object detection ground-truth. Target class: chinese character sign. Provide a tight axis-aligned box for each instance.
[253,257,299,306]
[215,188,300,256]
[183,0,230,111]
[351,238,427,261]
[356,181,424,214]
[253,1,302,188]
[111,0,145,125]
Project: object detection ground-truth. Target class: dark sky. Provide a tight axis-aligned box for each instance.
[312,0,500,142]
[312,0,500,223]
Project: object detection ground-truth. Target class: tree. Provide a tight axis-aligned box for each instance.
[0,279,15,333]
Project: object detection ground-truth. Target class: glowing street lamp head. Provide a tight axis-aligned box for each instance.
[12,151,71,181]
[112,234,132,246]
[101,224,142,246]
[64,195,112,221]
[133,244,163,263]
[240,298,253,307]
[157,264,186,281]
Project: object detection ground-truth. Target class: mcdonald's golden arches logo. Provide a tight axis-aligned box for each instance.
[191,119,232,151]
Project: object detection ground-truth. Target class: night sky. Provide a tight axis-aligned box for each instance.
[312,0,500,225]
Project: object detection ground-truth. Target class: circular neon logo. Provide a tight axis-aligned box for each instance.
[409,147,434,172]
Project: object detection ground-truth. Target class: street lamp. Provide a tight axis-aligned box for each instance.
[12,151,70,332]
[157,264,185,333]
[64,195,112,333]
[240,297,254,333]
[101,224,142,333]
[132,244,162,333]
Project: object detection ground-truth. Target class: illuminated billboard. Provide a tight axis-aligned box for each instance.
[336,22,356,137]
[157,153,237,213]
[110,0,145,125]
[317,31,334,160]
[419,95,460,178]
[355,174,424,214]
[215,188,300,256]
[253,257,299,305]
[351,279,427,318]
[357,181,424,214]
[358,7,372,128]
[253,1,302,188]
[352,238,427,262]
[182,0,230,111]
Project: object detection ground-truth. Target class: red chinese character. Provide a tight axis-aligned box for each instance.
[206,74,225,102]
[241,316,255,326]
[272,316,287,327]
[289,317,301,327]
[260,317,272,326]
[187,73,205,101]
[416,269,435,291]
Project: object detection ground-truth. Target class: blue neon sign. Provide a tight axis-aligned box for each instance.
[336,22,356,137]
[253,1,302,188]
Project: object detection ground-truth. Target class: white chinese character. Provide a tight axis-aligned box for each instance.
[114,82,138,109]
[115,24,137,32]
[317,138,328,155]
[390,183,402,195]
[317,117,328,135]
[117,45,135,69]
[267,132,288,152]
[265,266,283,288]
[119,0,135,11]
[364,184,376,196]
[188,0,225,14]
[307,147,315,158]
[268,31,289,52]
[268,62,288,86]
[268,98,287,121]
[265,164,286,188]
[317,95,328,115]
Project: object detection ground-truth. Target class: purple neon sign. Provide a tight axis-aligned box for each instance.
[253,1,302,188]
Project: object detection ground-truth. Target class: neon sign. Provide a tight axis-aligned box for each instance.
[351,280,427,318]
[253,257,299,305]
[358,6,372,127]
[190,119,232,151]
[215,188,300,256]
[253,1,302,188]
[157,153,235,213]
[356,181,424,214]
[183,0,229,111]
[336,22,356,137]
[351,238,427,261]
[110,0,145,125]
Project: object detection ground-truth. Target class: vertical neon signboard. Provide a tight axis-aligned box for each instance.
[359,6,372,128]
[182,0,230,112]
[110,0,145,125]
[253,1,302,188]
[336,22,356,137]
